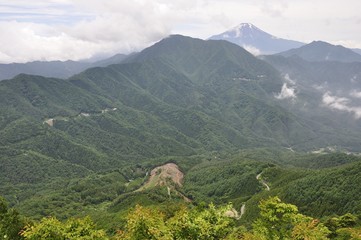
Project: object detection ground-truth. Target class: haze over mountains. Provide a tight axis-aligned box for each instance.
[2,23,361,82]
[0,53,128,81]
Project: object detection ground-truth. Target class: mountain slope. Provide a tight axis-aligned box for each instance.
[0,35,328,190]
[209,23,304,55]
[2,35,361,226]
[277,41,361,62]
[262,160,361,217]
[263,54,361,150]
[1,35,360,185]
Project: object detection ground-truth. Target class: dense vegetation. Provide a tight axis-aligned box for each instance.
[1,35,361,239]
[2,196,360,239]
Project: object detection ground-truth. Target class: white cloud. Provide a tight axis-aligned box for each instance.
[350,90,361,99]
[0,0,178,62]
[322,92,361,119]
[1,0,361,62]
[242,45,261,56]
[0,21,126,62]
[284,73,296,85]
[275,83,296,100]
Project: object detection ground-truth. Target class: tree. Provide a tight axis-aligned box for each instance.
[292,219,330,240]
[116,205,172,240]
[21,216,107,239]
[253,196,330,240]
[168,203,234,240]
[118,203,234,240]
[325,213,359,239]
[0,197,25,240]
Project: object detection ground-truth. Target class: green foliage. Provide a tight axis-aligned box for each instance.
[183,159,266,202]
[21,216,107,240]
[325,213,358,238]
[278,161,361,216]
[292,220,331,240]
[253,196,299,239]
[334,227,361,240]
[117,205,171,240]
[252,197,330,240]
[119,203,234,240]
[1,34,361,236]
[0,197,25,240]
[168,203,234,240]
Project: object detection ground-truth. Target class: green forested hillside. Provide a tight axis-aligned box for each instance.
[1,35,361,239]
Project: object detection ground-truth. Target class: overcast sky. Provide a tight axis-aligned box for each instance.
[0,0,360,63]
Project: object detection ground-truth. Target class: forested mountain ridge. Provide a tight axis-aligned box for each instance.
[1,35,361,238]
[2,35,361,186]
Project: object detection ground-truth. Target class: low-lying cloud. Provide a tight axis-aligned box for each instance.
[322,91,361,119]
[242,45,261,56]
[275,83,296,100]
[275,74,297,100]
[284,73,296,85]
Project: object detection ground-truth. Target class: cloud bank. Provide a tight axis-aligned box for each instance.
[322,92,361,119]
[0,1,176,62]
[1,0,361,63]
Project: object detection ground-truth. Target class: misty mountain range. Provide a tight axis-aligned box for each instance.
[0,53,128,81]
[1,23,361,82]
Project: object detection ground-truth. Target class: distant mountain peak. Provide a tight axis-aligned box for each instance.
[277,40,361,63]
[232,23,259,31]
[221,23,271,39]
[235,23,265,32]
[209,23,304,55]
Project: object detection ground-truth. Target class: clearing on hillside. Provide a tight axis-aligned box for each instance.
[139,163,184,190]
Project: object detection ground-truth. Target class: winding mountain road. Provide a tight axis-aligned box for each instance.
[256,172,270,191]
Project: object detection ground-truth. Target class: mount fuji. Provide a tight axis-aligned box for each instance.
[209,23,304,55]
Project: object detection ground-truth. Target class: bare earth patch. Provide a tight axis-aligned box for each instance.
[141,163,184,190]
[43,119,54,127]
[137,163,191,202]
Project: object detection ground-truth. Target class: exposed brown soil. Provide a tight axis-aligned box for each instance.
[148,163,184,187]
[138,163,191,202]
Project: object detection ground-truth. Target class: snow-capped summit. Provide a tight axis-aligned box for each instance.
[209,23,304,55]
[221,23,274,40]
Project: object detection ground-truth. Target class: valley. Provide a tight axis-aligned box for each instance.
[1,33,361,239]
